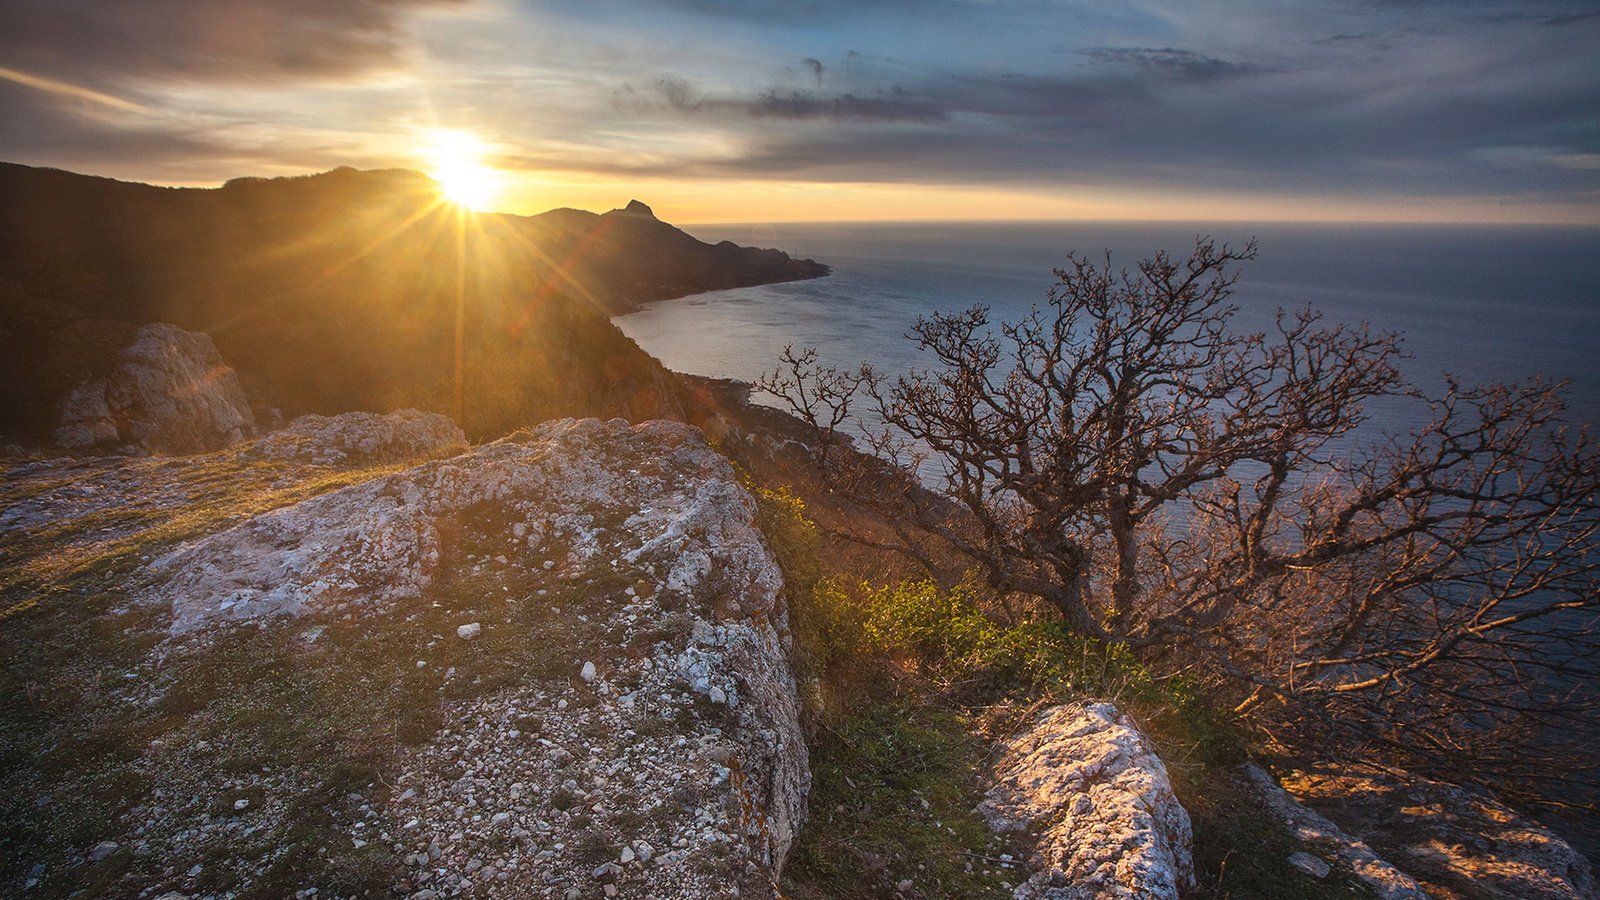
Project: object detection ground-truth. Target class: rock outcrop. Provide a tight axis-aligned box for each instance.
[978,702,1194,899]
[1277,762,1599,900]
[1240,762,1429,900]
[55,322,253,454]
[247,409,466,465]
[139,418,808,896]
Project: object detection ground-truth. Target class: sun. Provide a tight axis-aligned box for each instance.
[421,129,501,211]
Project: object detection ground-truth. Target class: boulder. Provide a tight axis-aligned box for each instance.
[1278,762,1599,900]
[55,323,253,455]
[978,702,1194,899]
[247,409,466,465]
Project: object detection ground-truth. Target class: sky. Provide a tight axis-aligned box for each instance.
[1,0,1597,223]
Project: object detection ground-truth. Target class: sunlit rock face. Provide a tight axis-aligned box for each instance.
[55,322,254,454]
[246,408,466,466]
[978,701,1195,899]
[1279,763,1599,900]
[140,417,809,896]
[1239,762,1429,900]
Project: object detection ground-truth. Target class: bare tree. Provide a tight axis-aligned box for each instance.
[767,238,1600,793]
[754,343,871,469]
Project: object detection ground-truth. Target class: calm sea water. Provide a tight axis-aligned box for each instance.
[618,221,1600,432]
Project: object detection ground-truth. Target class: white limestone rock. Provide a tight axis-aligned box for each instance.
[1277,762,1599,900]
[150,418,782,635]
[141,417,809,895]
[55,323,254,455]
[978,701,1194,899]
[1239,761,1428,900]
[248,409,466,466]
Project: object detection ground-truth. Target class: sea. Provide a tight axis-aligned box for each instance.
[616,220,1600,857]
[618,221,1600,433]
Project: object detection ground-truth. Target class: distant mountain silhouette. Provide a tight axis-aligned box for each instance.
[0,163,828,445]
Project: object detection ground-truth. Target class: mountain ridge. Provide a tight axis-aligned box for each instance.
[0,161,827,445]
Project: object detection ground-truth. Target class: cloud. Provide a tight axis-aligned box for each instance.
[0,79,244,177]
[630,75,946,124]
[801,57,825,89]
[2,0,1596,217]
[748,90,946,123]
[0,0,461,88]
[1077,47,1266,81]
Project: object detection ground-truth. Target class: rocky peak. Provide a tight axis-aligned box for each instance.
[616,199,656,218]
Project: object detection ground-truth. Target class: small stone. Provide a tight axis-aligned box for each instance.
[620,846,635,864]
[416,660,427,668]
[708,686,727,704]
[87,841,119,862]
[580,661,597,683]
[465,858,482,874]
[186,864,203,877]
[1288,851,1331,879]
[604,886,618,898]
[233,798,250,810]
[491,812,510,826]
[897,879,914,892]
[456,623,481,640]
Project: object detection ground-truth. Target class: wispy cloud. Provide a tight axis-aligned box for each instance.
[0,0,460,87]
[0,65,147,113]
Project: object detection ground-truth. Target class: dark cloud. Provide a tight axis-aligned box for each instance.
[748,90,945,123]
[1479,10,1600,27]
[0,0,460,88]
[628,75,946,124]
[550,0,952,26]
[801,57,825,89]
[1077,47,1266,81]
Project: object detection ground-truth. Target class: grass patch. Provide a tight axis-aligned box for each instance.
[784,704,1022,899]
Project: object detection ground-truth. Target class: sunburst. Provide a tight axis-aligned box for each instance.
[421,128,501,211]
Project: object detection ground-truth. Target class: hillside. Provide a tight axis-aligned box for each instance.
[0,163,826,445]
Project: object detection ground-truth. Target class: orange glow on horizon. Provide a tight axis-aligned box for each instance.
[493,172,1600,227]
[124,164,1599,228]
